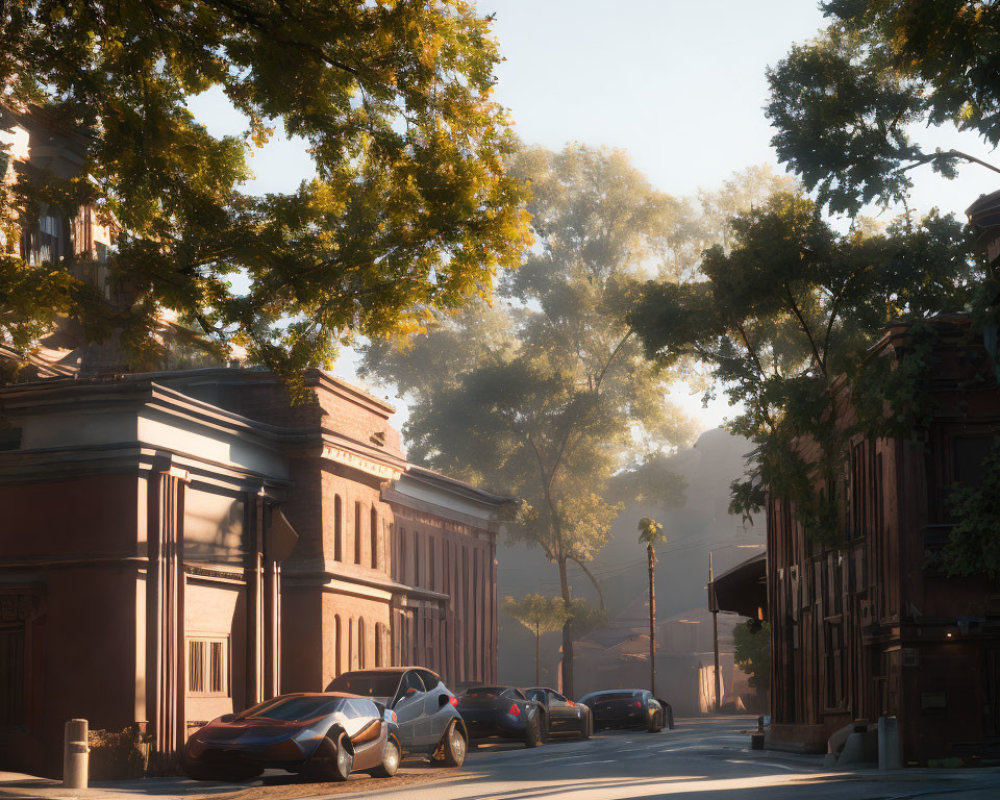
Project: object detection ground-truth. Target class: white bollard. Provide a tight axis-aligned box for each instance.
[63,719,90,789]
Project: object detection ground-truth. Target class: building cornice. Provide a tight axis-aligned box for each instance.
[282,560,449,603]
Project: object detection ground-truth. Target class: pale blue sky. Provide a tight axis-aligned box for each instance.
[190,1,1000,433]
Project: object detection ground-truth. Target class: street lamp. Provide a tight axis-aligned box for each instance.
[708,543,765,713]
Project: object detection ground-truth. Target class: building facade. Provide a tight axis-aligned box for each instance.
[767,318,1000,762]
[0,368,507,776]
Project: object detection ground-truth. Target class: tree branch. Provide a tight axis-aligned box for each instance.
[902,148,1000,177]
[783,281,825,376]
[569,555,606,611]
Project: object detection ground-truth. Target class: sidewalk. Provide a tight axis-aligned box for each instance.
[0,772,235,800]
[0,762,449,800]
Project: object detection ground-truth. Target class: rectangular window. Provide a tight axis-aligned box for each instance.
[399,528,406,584]
[429,537,436,590]
[187,637,229,697]
[334,495,343,561]
[354,501,362,564]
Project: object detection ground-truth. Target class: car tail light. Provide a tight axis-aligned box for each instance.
[509,704,521,717]
[567,701,576,707]
[391,711,398,723]
[449,696,459,707]
[634,701,642,708]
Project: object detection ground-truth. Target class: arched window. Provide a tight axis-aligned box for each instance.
[354,501,362,564]
[335,615,342,675]
[348,618,354,670]
[334,495,343,561]
[358,618,366,669]
[414,533,421,587]
[375,622,384,667]
[370,508,378,569]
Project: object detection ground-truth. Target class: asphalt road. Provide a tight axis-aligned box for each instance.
[322,714,1000,800]
[6,716,1000,800]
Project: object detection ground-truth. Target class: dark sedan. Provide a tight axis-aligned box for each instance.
[457,686,546,747]
[578,689,670,732]
[326,667,467,766]
[524,687,592,739]
[183,693,401,782]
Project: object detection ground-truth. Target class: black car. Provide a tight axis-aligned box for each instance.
[183,692,401,782]
[523,687,593,739]
[457,686,547,747]
[326,667,467,766]
[578,689,671,732]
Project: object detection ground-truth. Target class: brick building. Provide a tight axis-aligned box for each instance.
[0,368,508,775]
[766,317,1000,762]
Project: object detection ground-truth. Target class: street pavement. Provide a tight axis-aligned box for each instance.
[3,716,1000,800]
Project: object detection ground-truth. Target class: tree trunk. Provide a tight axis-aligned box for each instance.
[558,557,574,697]
[535,623,541,686]
[648,545,656,697]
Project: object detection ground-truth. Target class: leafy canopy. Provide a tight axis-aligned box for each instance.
[630,191,982,536]
[363,144,698,576]
[0,0,530,375]
[363,144,707,694]
[503,594,570,636]
[767,1,1000,215]
[637,517,665,564]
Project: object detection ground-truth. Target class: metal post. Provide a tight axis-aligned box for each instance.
[63,719,89,789]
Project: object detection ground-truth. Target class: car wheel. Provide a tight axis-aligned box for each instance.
[370,737,401,778]
[580,712,591,740]
[646,711,661,733]
[436,720,467,768]
[524,713,543,748]
[315,731,353,781]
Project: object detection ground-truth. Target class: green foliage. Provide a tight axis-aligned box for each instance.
[637,516,665,564]
[566,598,607,639]
[637,517,664,546]
[941,445,1000,583]
[767,2,1000,214]
[503,594,570,636]
[733,621,770,693]
[363,145,700,571]
[364,144,739,691]
[631,191,981,541]
[0,0,530,375]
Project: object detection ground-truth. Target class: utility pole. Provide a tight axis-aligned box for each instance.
[709,551,721,712]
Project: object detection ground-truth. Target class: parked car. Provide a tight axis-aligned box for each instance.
[523,686,593,739]
[325,667,467,766]
[578,689,671,732]
[456,685,547,747]
[182,692,401,782]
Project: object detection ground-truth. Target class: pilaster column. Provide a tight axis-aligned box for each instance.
[146,463,189,764]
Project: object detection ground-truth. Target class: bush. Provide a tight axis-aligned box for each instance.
[88,726,151,780]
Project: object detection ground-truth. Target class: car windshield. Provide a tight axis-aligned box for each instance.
[587,692,640,702]
[462,686,505,697]
[327,672,401,698]
[241,697,341,722]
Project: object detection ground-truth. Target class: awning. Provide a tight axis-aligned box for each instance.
[709,552,767,620]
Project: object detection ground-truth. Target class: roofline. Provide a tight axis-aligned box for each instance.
[402,465,516,507]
